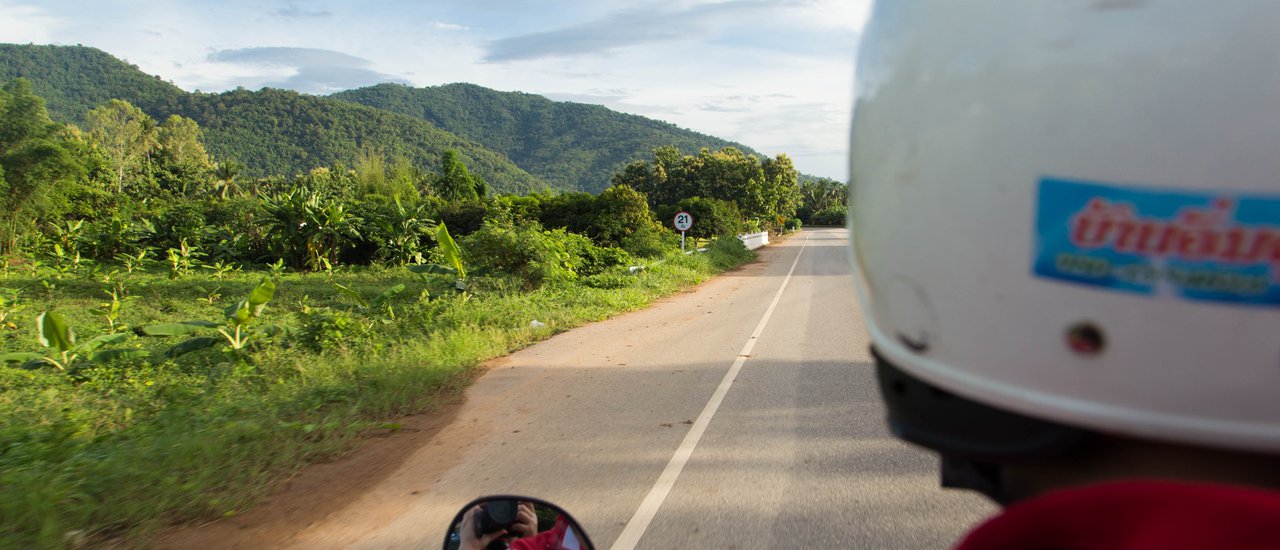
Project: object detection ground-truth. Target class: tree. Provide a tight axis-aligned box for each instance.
[797,177,848,223]
[613,146,801,230]
[612,145,685,208]
[0,79,49,148]
[591,184,663,248]
[354,145,388,196]
[684,147,763,215]
[759,153,801,224]
[154,114,211,195]
[211,160,242,199]
[155,115,208,168]
[0,138,84,251]
[434,149,480,202]
[0,79,85,253]
[84,99,155,193]
[386,154,427,198]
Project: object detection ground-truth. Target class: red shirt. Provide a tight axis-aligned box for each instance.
[957,480,1280,550]
[510,515,573,550]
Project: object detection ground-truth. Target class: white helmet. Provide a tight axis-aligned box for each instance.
[850,0,1280,466]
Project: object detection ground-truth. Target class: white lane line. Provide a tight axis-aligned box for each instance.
[609,234,810,550]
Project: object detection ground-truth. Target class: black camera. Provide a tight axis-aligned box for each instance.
[474,499,519,537]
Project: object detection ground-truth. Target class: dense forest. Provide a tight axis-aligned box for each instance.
[0,44,186,121]
[153,88,550,195]
[333,83,751,193]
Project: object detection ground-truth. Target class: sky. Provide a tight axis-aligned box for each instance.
[0,0,869,181]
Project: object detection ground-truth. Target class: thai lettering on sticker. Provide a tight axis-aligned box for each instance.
[1033,177,1280,306]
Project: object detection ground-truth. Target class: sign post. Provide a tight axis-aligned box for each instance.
[673,211,694,252]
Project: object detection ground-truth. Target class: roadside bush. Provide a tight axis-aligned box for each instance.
[582,272,633,289]
[261,187,363,271]
[783,218,803,232]
[460,221,629,287]
[621,225,678,259]
[707,236,754,270]
[461,221,577,288]
[574,244,632,277]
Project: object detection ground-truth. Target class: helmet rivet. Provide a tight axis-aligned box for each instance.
[1066,322,1105,356]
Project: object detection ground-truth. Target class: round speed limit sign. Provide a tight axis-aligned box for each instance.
[673,211,694,231]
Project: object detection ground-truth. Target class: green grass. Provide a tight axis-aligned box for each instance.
[0,241,754,548]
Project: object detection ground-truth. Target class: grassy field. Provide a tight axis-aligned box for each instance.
[0,239,755,548]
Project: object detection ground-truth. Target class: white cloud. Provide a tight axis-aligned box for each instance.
[788,0,873,31]
[202,47,410,94]
[273,6,332,19]
[429,21,469,31]
[0,3,61,43]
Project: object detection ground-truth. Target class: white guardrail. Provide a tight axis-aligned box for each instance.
[738,231,770,250]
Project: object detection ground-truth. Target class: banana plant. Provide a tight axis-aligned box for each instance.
[407,222,472,290]
[167,238,202,279]
[89,288,133,332]
[204,260,240,281]
[0,311,149,372]
[140,280,276,360]
[267,258,287,280]
[378,195,434,265]
[115,249,153,274]
[0,288,24,329]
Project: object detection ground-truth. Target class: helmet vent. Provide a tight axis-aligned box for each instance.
[896,331,931,353]
[1066,322,1106,356]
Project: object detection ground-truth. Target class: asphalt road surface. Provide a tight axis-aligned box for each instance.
[283,227,995,549]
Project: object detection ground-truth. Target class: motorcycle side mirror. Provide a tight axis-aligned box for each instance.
[443,495,595,550]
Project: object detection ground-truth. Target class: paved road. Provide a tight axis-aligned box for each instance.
[287,227,994,549]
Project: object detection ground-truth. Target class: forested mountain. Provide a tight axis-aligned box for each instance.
[0,44,776,194]
[148,89,550,194]
[0,44,186,120]
[0,44,548,193]
[332,83,752,193]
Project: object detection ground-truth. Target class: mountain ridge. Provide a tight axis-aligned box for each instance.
[0,43,776,194]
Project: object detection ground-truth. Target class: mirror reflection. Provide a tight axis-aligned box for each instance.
[445,497,593,550]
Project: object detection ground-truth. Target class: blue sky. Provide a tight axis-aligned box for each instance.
[0,0,868,180]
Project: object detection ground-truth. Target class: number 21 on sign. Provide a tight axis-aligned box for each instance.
[673,211,693,251]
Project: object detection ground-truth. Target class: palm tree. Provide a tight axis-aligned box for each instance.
[211,160,242,199]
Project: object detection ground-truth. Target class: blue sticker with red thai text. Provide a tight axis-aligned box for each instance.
[1034,177,1280,307]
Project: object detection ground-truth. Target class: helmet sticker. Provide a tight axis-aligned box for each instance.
[1034,177,1280,306]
